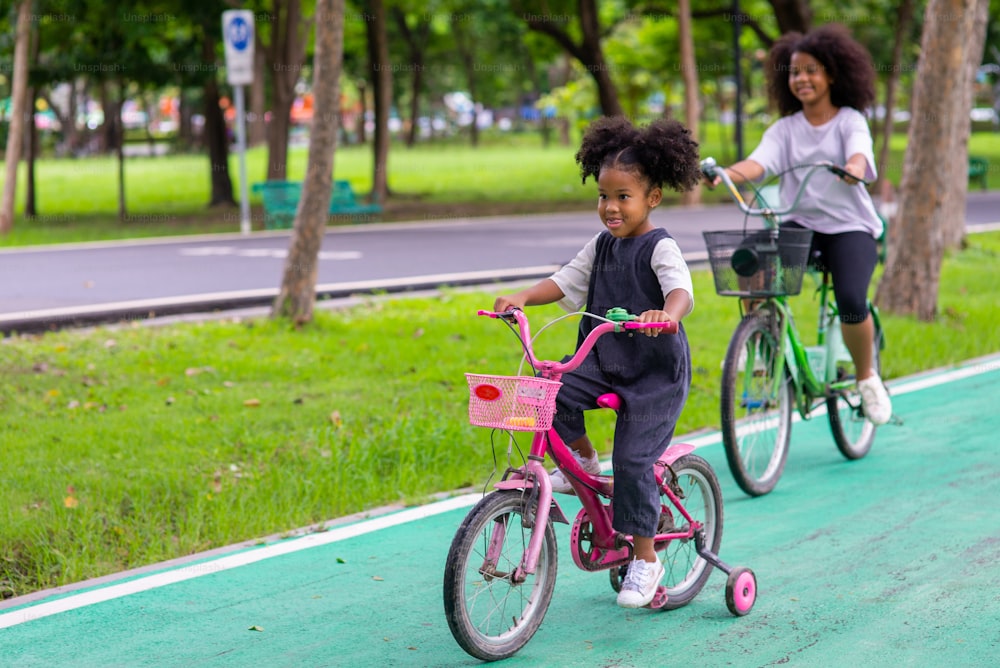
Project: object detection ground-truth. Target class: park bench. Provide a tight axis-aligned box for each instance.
[251,180,382,229]
[968,156,989,191]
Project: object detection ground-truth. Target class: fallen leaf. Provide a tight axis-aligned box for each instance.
[412,328,424,338]
[64,496,78,508]
[248,625,264,632]
[372,575,383,581]
[329,410,342,428]
[244,398,261,407]
[336,557,346,564]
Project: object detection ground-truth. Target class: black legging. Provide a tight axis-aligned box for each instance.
[782,222,878,325]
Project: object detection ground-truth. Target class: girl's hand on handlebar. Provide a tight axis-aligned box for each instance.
[494,294,526,313]
[829,163,867,186]
[637,310,675,337]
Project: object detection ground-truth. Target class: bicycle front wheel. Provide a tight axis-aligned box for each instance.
[659,453,724,610]
[443,490,557,662]
[721,308,793,497]
[827,319,882,459]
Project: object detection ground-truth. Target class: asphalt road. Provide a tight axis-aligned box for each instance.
[2,192,998,333]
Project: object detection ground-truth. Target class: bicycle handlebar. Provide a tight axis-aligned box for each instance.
[700,157,870,219]
[478,308,678,379]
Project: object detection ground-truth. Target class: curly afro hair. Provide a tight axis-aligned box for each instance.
[574,115,701,193]
[765,23,877,116]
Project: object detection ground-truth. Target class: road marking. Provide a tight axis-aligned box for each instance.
[179,246,363,260]
[0,266,563,325]
[0,357,996,629]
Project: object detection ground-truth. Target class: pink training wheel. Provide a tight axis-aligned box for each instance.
[725,567,757,616]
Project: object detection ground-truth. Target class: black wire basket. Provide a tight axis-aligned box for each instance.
[703,229,814,297]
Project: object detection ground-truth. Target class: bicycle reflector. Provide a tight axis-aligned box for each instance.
[473,383,502,401]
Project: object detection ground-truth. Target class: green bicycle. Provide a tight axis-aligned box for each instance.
[700,157,886,497]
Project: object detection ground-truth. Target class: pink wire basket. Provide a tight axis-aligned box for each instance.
[465,374,562,432]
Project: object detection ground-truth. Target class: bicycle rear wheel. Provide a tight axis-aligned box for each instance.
[658,453,724,609]
[721,308,793,496]
[827,318,882,459]
[443,490,557,661]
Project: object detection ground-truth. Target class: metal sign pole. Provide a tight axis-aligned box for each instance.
[234,84,250,235]
[222,9,255,235]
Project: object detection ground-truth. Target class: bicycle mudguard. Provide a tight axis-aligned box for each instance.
[493,479,570,525]
[655,443,695,470]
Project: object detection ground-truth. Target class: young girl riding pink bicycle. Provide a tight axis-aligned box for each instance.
[494,115,701,608]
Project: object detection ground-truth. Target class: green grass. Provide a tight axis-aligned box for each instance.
[2,126,997,246]
[2,230,999,599]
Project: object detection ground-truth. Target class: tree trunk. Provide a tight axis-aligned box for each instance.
[178,90,194,150]
[520,0,624,118]
[273,0,345,325]
[115,85,126,221]
[357,80,367,144]
[942,0,990,249]
[391,8,429,148]
[875,0,976,320]
[266,0,309,180]
[452,16,479,148]
[365,0,391,204]
[204,36,236,207]
[0,0,31,235]
[678,0,701,206]
[23,15,39,217]
[875,0,916,203]
[249,39,267,146]
[767,0,812,33]
[579,3,623,117]
[25,84,37,218]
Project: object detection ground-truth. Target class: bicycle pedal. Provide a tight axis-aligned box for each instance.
[645,586,669,609]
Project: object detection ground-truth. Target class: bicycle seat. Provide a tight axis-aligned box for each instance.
[597,393,621,411]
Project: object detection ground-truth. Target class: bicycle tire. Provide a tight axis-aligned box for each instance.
[443,490,557,661]
[827,319,882,459]
[658,453,724,609]
[720,308,793,497]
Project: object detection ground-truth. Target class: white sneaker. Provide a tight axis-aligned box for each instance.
[857,374,892,425]
[616,557,665,608]
[549,451,602,494]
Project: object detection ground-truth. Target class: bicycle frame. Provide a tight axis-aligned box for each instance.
[491,422,700,581]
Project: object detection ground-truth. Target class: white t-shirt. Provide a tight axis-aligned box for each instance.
[747,107,883,238]
[550,232,694,314]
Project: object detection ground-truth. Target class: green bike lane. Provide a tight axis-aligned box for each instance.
[3,356,999,667]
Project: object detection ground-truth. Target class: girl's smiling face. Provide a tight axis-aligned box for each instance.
[597,167,661,238]
[788,51,832,108]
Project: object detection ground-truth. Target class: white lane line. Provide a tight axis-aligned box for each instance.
[1,355,997,629]
[0,494,482,629]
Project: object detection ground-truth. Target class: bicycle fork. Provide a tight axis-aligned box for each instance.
[484,455,568,584]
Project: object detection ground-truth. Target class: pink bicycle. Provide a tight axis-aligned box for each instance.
[443,307,757,661]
